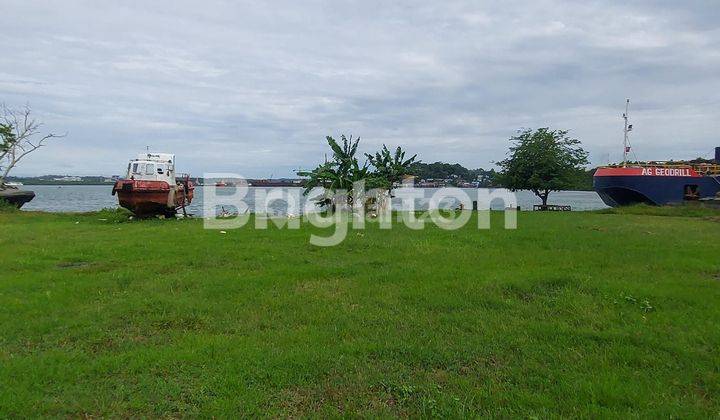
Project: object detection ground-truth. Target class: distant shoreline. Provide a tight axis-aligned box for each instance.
[12,182,112,186]
[18,183,595,191]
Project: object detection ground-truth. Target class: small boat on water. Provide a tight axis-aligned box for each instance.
[112,152,195,217]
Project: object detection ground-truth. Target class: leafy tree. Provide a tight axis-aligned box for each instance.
[0,123,14,151]
[298,135,417,211]
[365,145,418,191]
[0,123,18,187]
[497,128,589,206]
[298,135,373,209]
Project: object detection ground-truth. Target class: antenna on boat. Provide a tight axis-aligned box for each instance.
[622,99,631,167]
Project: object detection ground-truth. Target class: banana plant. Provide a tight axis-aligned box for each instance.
[297,135,372,209]
[298,135,418,211]
[366,144,418,192]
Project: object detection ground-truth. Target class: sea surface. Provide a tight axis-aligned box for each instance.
[20,185,609,215]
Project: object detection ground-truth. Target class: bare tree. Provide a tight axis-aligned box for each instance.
[0,104,64,188]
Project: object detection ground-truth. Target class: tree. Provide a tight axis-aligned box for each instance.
[497,128,588,206]
[0,105,63,188]
[365,145,418,192]
[298,135,373,210]
[298,135,417,211]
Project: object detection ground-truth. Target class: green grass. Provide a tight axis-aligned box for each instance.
[1,208,719,417]
[598,203,720,218]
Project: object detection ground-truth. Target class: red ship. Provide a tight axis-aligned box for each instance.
[112,152,194,217]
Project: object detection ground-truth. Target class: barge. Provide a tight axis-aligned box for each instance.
[594,100,720,206]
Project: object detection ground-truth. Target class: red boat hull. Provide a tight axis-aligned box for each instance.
[112,179,194,216]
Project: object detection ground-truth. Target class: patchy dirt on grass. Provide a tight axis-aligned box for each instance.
[55,261,91,269]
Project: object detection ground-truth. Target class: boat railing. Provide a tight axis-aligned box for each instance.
[693,164,720,176]
[603,162,720,175]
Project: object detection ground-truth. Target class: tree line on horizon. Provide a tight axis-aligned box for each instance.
[408,161,594,191]
[407,161,500,186]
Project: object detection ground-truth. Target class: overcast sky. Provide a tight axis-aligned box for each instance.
[2,0,719,177]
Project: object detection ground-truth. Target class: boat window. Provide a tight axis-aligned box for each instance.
[157,166,164,174]
[132,163,140,174]
[145,164,155,175]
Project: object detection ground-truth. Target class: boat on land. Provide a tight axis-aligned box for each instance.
[112,153,194,217]
[0,186,35,208]
[593,100,720,206]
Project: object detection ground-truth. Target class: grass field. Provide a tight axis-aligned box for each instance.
[1,206,719,417]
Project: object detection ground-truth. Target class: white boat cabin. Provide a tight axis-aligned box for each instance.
[126,153,176,183]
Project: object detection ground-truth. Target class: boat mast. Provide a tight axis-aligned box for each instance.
[622,99,630,167]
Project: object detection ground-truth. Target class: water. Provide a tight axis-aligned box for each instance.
[20,185,609,215]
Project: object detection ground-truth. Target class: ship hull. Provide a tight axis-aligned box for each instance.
[594,167,720,207]
[112,180,194,216]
